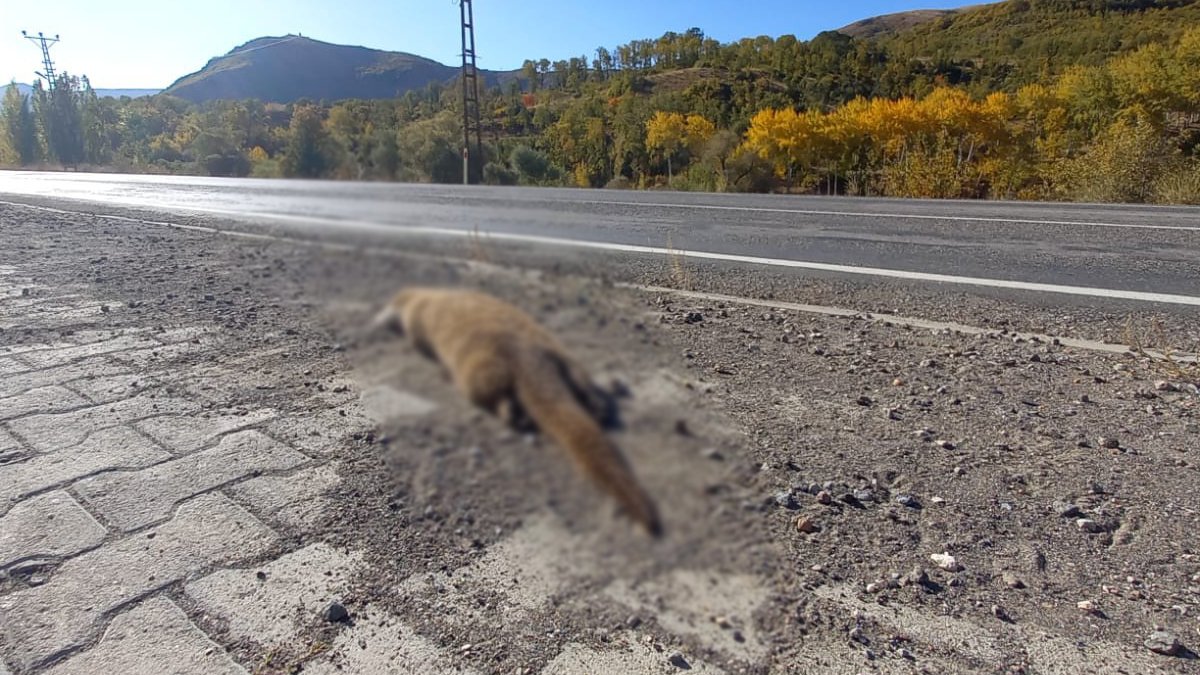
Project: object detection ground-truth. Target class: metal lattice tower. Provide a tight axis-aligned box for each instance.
[21,30,61,90]
[459,0,483,185]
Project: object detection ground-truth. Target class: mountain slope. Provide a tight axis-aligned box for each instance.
[863,0,1200,73]
[163,35,514,103]
[837,8,963,39]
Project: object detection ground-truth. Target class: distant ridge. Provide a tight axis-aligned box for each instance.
[162,34,517,103]
[7,83,158,99]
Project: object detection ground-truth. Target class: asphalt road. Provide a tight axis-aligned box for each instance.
[1,170,1198,305]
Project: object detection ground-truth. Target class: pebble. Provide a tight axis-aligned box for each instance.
[1154,380,1179,392]
[1054,501,1082,518]
[896,494,921,509]
[322,601,350,624]
[865,581,883,593]
[1098,437,1120,449]
[992,604,1013,623]
[773,490,798,509]
[668,651,691,668]
[1144,630,1183,656]
[853,489,875,503]
[816,490,833,505]
[935,439,956,450]
[856,395,873,406]
[795,516,820,533]
[848,627,868,645]
[1077,600,1098,614]
[906,566,930,586]
[1001,572,1026,589]
[930,552,962,572]
[1076,518,1105,533]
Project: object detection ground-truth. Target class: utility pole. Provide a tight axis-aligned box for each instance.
[21,30,61,90]
[459,0,482,185]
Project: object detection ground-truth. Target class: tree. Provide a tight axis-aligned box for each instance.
[35,74,86,168]
[645,111,686,184]
[2,83,38,165]
[281,104,334,178]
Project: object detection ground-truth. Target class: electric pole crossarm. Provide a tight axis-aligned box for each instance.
[21,30,61,90]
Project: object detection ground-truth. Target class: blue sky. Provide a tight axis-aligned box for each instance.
[3,1,977,89]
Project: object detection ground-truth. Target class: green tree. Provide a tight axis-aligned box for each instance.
[281,104,334,178]
[2,83,38,165]
[35,74,86,167]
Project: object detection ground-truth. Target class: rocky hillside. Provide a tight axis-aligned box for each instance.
[163,35,516,103]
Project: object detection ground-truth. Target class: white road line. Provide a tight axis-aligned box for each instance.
[562,198,1200,232]
[4,199,1200,308]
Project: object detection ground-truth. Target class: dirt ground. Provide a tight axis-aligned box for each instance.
[1,199,1198,674]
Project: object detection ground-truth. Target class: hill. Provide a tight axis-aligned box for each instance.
[163,35,516,103]
[864,0,1200,77]
[9,83,158,99]
[836,8,963,39]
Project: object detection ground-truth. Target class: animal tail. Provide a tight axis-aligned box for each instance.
[511,344,663,537]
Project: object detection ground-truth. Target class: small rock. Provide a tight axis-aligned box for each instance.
[865,581,884,593]
[816,490,833,505]
[848,627,868,645]
[1077,600,1098,614]
[1054,501,1082,518]
[773,490,798,509]
[667,651,690,669]
[1001,572,1026,589]
[896,494,921,509]
[992,605,1013,623]
[794,515,820,533]
[1098,437,1120,450]
[625,615,643,629]
[684,311,703,324]
[856,395,873,407]
[930,552,962,572]
[1144,630,1182,656]
[892,378,905,387]
[899,648,914,660]
[1076,518,1105,533]
[322,601,350,624]
[1154,380,1179,392]
[255,570,267,581]
[853,489,875,503]
[700,447,724,461]
[935,439,956,450]
[906,566,930,586]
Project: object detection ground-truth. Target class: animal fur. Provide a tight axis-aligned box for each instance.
[373,286,662,537]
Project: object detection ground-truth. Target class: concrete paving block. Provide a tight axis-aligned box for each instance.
[228,464,341,531]
[360,385,438,424]
[0,426,172,514]
[0,491,107,568]
[135,408,278,455]
[0,357,131,399]
[107,339,214,367]
[74,430,307,531]
[16,334,159,369]
[265,409,374,456]
[66,374,152,405]
[0,386,90,422]
[0,492,277,671]
[41,596,246,675]
[6,395,198,453]
[186,542,361,646]
[303,607,477,675]
[0,358,29,377]
[542,636,725,675]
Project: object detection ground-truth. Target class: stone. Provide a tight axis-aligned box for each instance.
[0,491,107,568]
[0,493,277,671]
[794,516,819,534]
[816,490,833,505]
[323,601,350,624]
[896,494,921,509]
[1098,437,1120,450]
[1054,502,1082,518]
[1144,630,1183,656]
[930,552,962,572]
[41,597,246,675]
[668,651,691,668]
[1001,572,1026,590]
[74,430,307,531]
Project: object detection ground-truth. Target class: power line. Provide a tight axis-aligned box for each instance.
[21,30,60,90]
[459,0,482,185]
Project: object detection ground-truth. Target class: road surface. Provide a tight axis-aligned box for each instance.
[1,170,1198,306]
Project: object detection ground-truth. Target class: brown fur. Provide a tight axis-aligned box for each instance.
[373,287,662,537]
